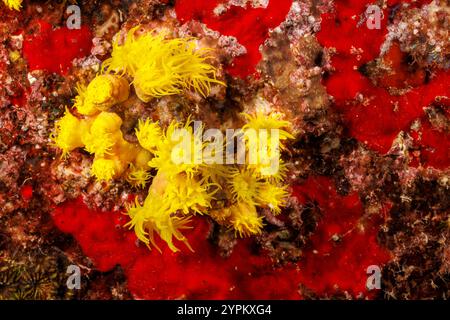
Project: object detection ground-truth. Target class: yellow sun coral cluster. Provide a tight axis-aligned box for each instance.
[126,118,217,251]
[53,105,293,251]
[51,26,294,253]
[213,152,290,236]
[126,110,293,251]
[3,0,22,10]
[102,27,225,102]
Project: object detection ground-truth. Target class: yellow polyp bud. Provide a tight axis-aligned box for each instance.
[134,149,152,169]
[115,138,141,164]
[229,168,262,206]
[230,203,263,237]
[50,108,87,157]
[90,112,123,134]
[135,119,162,153]
[9,50,20,63]
[3,0,22,11]
[73,84,99,116]
[127,150,152,188]
[82,112,124,156]
[127,165,151,189]
[256,183,289,215]
[242,111,294,148]
[91,157,125,181]
[86,74,130,111]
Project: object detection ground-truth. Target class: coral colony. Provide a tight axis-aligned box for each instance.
[0,0,449,300]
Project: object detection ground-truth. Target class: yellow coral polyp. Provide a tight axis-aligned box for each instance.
[74,75,129,115]
[83,132,116,157]
[82,112,123,157]
[86,74,130,110]
[229,168,261,205]
[135,119,162,152]
[127,165,151,189]
[256,183,289,215]
[228,167,288,215]
[91,158,120,181]
[147,119,205,177]
[89,112,123,135]
[242,111,294,147]
[101,27,162,76]
[124,166,216,251]
[230,203,264,237]
[102,27,225,102]
[50,108,87,157]
[3,0,22,10]
[127,199,193,253]
[127,149,152,188]
[166,174,216,215]
[73,84,99,116]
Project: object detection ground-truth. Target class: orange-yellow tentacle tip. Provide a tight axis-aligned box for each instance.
[3,0,22,10]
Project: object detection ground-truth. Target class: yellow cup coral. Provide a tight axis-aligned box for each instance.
[74,75,130,116]
[229,203,264,237]
[135,118,162,153]
[242,111,294,148]
[145,118,205,177]
[91,157,123,182]
[50,108,90,157]
[256,182,289,215]
[82,112,123,157]
[125,113,294,251]
[102,27,225,102]
[86,74,130,110]
[51,108,146,183]
[125,170,201,252]
[229,168,262,205]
